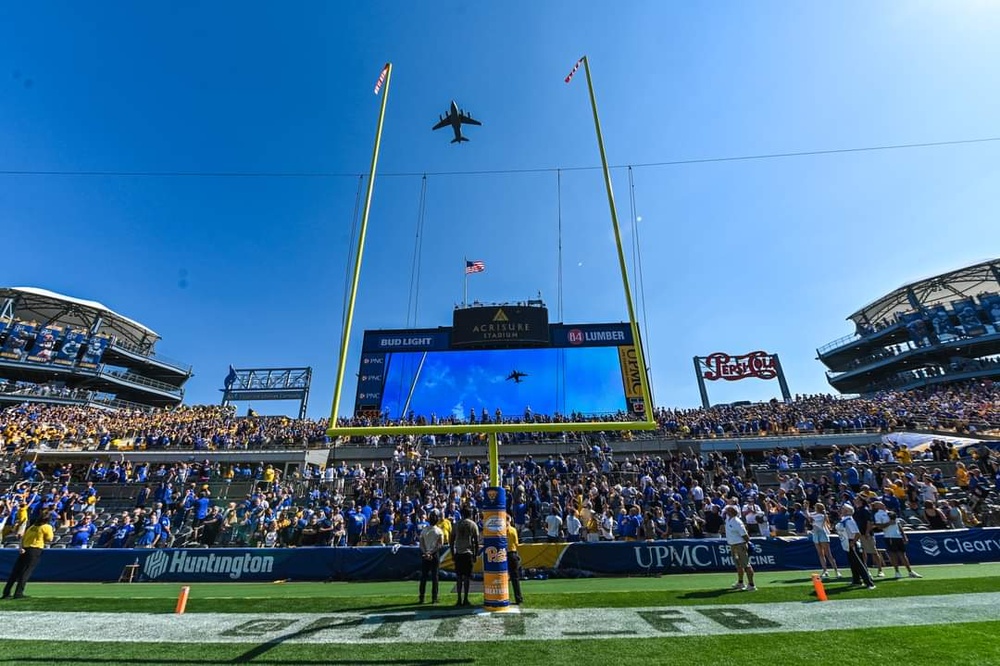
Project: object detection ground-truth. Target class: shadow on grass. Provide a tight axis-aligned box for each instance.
[769,577,819,585]
[677,589,735,600]
[821,583,878,597]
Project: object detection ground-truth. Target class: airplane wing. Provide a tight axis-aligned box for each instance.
[459,113,482,126]
[432,115,452,131]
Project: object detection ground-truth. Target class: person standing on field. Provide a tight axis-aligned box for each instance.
[506,521,524,605]
[2,513,54,599]
[451,507,480,606]
[836,504,876,589]
[418,512,444,604]
[723,505,756,591]
[808,502,841,579]
[873,502,921,579]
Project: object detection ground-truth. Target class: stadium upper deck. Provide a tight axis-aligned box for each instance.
[0,287,191,408]
[818,258,1000,394]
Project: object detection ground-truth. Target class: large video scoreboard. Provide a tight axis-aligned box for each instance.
[355,308,645,420]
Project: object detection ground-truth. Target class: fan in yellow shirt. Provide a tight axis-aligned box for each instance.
[506,523,524,605]
[2,517,54,599]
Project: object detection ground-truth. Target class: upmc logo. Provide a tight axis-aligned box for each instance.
[568,329,584,345]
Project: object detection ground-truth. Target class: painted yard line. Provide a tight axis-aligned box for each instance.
[1,593,999,644]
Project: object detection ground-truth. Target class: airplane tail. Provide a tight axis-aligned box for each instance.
[451,137,469,144]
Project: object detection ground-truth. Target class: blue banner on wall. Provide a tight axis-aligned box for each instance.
[894,528,1000,567]
[556,537,818,573]
[4,529,1000,583]
[557,529,1000,574]
[1,322,36,361]
[79,335,111,369]
[27,325,63,363]
[0,546,422,583]
[54,329,87,366]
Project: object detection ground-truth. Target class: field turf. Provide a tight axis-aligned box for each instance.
[1,564,999,665]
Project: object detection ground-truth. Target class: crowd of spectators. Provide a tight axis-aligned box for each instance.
[0,403,330,455]
[2,432,999,552]
[1,381,997,457]
[0,379,997,552]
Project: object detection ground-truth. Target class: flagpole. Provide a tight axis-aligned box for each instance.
[463,257,468,307]
[580,56,654,423]
[329,63,392,429]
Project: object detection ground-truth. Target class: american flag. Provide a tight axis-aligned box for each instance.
[465,260,485,274]
[373,64,389,95]
[564,57,584,84]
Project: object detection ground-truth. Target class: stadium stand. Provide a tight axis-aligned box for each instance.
[2,381,998,552]
[0,287,192,410]
[818,258,1000,394]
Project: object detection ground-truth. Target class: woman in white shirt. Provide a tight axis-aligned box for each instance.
[808,502,841,578]
[876,504,921,579]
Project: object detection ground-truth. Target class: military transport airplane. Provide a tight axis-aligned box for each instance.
[506,370,528,384]
[432,100,482,143]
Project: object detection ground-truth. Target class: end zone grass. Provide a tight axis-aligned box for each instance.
[2,565,1000,665]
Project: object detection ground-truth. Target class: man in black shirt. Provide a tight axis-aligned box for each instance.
[702,504,724,537]
[852,496,884,578]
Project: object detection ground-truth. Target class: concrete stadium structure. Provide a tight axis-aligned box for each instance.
[819,258,1000,394]
[0,287,191,409]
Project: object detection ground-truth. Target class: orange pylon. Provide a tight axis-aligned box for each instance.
[175,585,191,614]
[811,573,828,602]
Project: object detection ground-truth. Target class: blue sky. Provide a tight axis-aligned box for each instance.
[2,2,999,417]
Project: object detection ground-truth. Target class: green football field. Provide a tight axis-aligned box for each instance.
[2,564,1000,665]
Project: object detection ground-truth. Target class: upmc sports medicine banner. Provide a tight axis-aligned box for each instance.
[557,538,816,573]
[557,529,1000,573]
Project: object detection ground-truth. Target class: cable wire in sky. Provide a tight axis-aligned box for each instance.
[0,136,997,179]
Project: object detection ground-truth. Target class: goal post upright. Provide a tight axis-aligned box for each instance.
[580,55,655,423]
[328,62,393,430]
[324,57,659,612]
[327,56,657,438]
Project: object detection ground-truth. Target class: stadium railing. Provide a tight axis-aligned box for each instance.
[98,367,184,397]
[108,338,193,374]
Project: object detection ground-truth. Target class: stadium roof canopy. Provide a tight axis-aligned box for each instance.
[849,258,1000,326]
[0,286,159,348]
